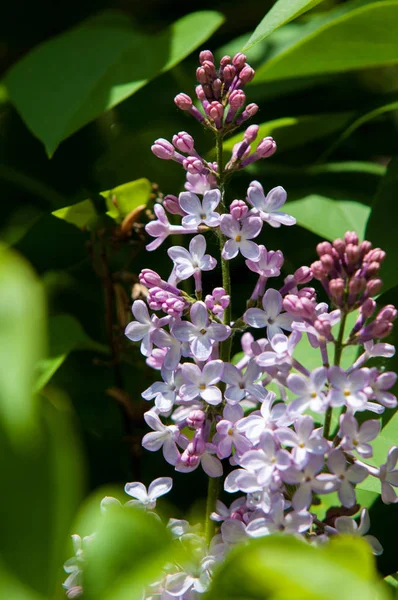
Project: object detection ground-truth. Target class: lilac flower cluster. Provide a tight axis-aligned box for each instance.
[63,50,398,599]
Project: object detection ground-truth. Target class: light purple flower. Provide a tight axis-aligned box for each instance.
[246,245,284,277]
[239,431,291,487]
[339,413,380,458]
[220,214,262,260]
[378,446,398,504]
[125,300,169,357]
[152,328,183,371]
[326,508,383,555]
[287,367,328,415]
[237,391,290,444]
[276,415,329,468]
[215,404,251,459]
[145,203,197,250]
[168,234,217,283]
[179,189,221,228]
[364,368,397,409]
[247,181,296,228]
[124,477,172,510]
[142,366,183,413]
[172,302,230,361]
[180,360,224,405]
[256,331,302,370]
[210,497,246,522]
[327,449,368,508]
[176,443,223,477]
[142,411,185,465]
[282,455,337,511]
[184,168,218,195]
[246,495,312,537]
[222,360,267,403]
[205,287,230,316]
[327,367,369,411]
[244,288,294,339]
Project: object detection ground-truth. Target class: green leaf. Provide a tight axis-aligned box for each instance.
[101,178,152,221]
[206,534,388,600]
[0,560,45,600]
[243,0,325,49]
[288,195,371,241]
[0,245,45,446]
[52,199,98,230]
[366,157,398,292]
[253,0,398,83]
[222,112,354,155]
[5,10,224,156]
[83,505,173,600]
[34,314,109,392]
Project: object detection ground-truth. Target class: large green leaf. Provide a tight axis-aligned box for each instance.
[5,10,224,156]
[34,314,109,392]
[253,0,398,83]
[243,0,325,49]
[83,505,173,600]
[366,158,398,292]
[223,112,354,155]
[206,535,388,600]
[288,195,371,241]
[0,245,45,445]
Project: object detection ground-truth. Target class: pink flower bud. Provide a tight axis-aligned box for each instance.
[174,93,192,110]
[329,278,345,304]
[187,410,206,428]
[239,65,255,84]
[213,78,222,97]
[359,240,372,257]
[244,125,259,144]
[183,156,204,174]
[232,53,247,70]
[256,137,277,158]
[377,305,397,322]
[311,261,328,280]
[195,85,206,102]
[349,276,366,295]
[163,194,186,216]
[365,248,386,263]
[220,55,231,68]
[172,131,195,154]
[344,231,359,245]
[294,266,313,284]
[196,66,209,84]
[314,318,332,338]
[316,241,333,256]
[229,89,246,109]
[139,269,162,288]
[366,278,383,297]
[207,101,224,121]
[365,261,381,277]
[202,60,217,79]
[151,138,175,160]
[361,298,376,317]
[199,50,214,64]
[345,244,360,265]
[222,64,236,85]
[332,238,346,256]
[230,199,248,220]
[320,254,335,272]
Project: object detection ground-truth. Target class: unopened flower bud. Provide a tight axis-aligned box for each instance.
[344,231,359,245]
[345,244,360,265]
[239,65,255,84]
[151,138,175,160]
[202,60,217,80]
[332,238,346,256]
[230,199,248,220]
[163,194,186,216]
[229,89,246,109]
[365,248,386,263]
[199,50,214,64]
[311,260,328,280]
[196,66,209,84]
[377,305,397,322]
[213,78,222,98]
[294,266,313,284]
[366,278,383,297]
[320,254,335,272]
[174,93,192,110]
[359,240,372,257]
[172,131,195,154]
[235,103,258,125]
[139,269,162,288]
[207,101,224,122]
[349,276,366,295]
[232,53,247,70]
[187,410,206,428]
[222,64,236,86]
[361,298,376,317]
[329,278,345,304]
[365,261,381,278]
[220,55,231,68]
[297,287,316,301]
[316,242,333,256]
[195,85,206,102]
[256,137,277,158]
[183,156,204,174]
[244,125,259,144]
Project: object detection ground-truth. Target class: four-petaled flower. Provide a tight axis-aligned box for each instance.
[168,234,217,281]
[124,477,173,510]
[220,214,262,260]
[181,360,224,405]
[247,181,296,227]
[327,449,368,508]
[244,288,294,339]
[179,189,221,228]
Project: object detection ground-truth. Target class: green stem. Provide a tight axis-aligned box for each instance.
[323,310,348,439]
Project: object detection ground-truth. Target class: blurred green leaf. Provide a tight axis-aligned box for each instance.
[288,195,371,241]
[0,245,45,445]
[5,10,225,156]
[84,505,173,600]
[0,559,45,600]
[243,0,325,49]
[101,178,152,221]
[366,157,398,292]
[52,199,98,230]
[34,314,109,392]
[206,534,387,600]
[253,0,398,83]
[223,113,354,155]
[385,573,398,596]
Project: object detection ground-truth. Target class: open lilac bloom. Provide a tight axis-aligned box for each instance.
[246,245,284,278]
[256,331,302,370]
[142,411,186,465]
[173,301,230,361]
[142,366,183,413]
[214,404,251,459]
[377,446,398,504]
[364,368,397,409]
[247,181,296,228]
[327,367,369,411]
[244,288,294,339]
[146,203,198,250]
[287,367,328,415]
[276,415,329,468]
[220,214,262,260]
[282,454,337,511]
[179,189,221,228]
[339,413,380,458]
[181,360,224,405]
[168,235,217,281]
[221,359,267,403]
[325,508,383,555]
[246,495,312,537]
[125,300,170,357]
[237,391,290,445]
[327,449,368,507]
[124,477,173,510]
[239,431,291,487]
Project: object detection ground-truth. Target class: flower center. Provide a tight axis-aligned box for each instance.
[200,328,207,335]
[311,392,317,399]
[235,235,242,242]
[200,213,206,220]
[344,390,351,397]
[199,384,206,390]
[299,443,305,448]
[228,428,234,436]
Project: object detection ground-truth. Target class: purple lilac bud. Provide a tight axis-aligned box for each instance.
[235,103,259,126]
[207,101,224,128]
[172,132,195,154]
[244,125,259,144]
[199,50,214,64]
[174,93,204,123]
[230,199,249,220]
[163,194,186,216]
[232,53,246,70]
[294,267,313,284]
[151,138,176,160]
[183,156,205,174]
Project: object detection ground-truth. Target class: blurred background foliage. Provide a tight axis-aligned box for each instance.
[0,0,398,597]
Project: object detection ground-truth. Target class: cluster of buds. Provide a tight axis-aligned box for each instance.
[63,50,398,600]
